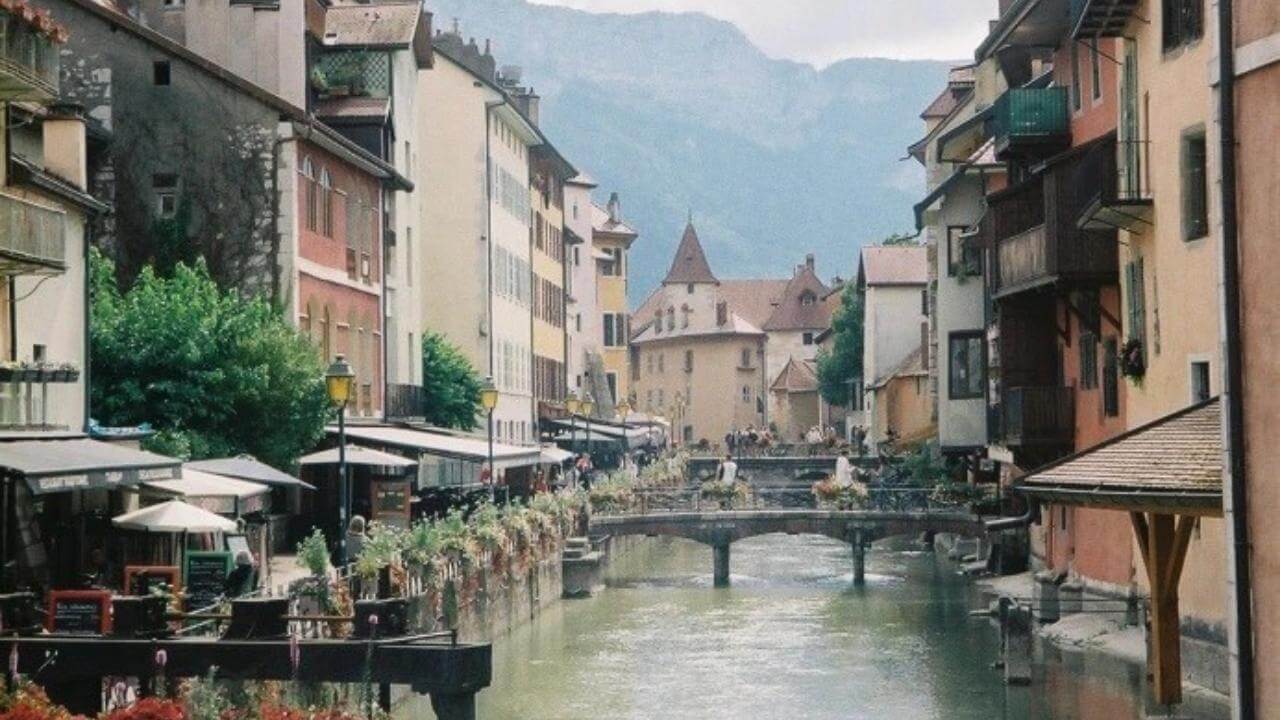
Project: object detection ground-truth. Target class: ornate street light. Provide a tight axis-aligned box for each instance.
[325,354,356,566]
[581,392,594,458]
[480,376,499,503]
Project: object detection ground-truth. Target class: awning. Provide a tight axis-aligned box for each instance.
[327,425,542,470]
[298,444,418,470]
[113,499,239,533]
[0,438,181,495]
[142,468,270,515]
[540,446,574,465]
[1014,398,1223,516]
[185,455,315,490]
[544,418,651,442]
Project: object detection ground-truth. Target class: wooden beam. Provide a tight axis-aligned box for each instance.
[1162,515,1196,599]
[1143,513,1183,707]
[1130,511,1152,587]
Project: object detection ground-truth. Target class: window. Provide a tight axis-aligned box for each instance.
[406,227,413,287]
[603,313,627,347]
[681,305,691,329]
[947,330,983,397]
[684,349,693,373]
[1162,0,1203,52]
[1079,332,1099,390]
[1070,41,1082,112]
[741,386,751,404]
[686,283,694,294]
[1125,258,1147,358]
[574,247,580,266]
[740,348,752,368]
[1103,337,1120,417]
[666,308,675,331]
[658,353,665,373]
[647,353,654,374]
[946,226,981,277]
[800,290,816,306]
[152,173,178,219]
[653,310,663,335]
[802,332,814,346]
[319,168,334,238]
[301,157,317,231]
[1090,40,1102,101]
[920,289,929,317]
[1181,128,1208,241]
[1191,361,1211,403]
[601,247,624,277]
[606,373,618,404]
[153,61,171,86]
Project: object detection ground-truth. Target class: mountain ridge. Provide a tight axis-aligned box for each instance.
[425,0,951,302]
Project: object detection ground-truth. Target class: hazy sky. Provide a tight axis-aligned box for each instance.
[529,0,995,66]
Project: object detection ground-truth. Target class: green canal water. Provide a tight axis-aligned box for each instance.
[411,535,1229,720]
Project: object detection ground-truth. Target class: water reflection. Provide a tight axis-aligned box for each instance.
[405,535,1227,720]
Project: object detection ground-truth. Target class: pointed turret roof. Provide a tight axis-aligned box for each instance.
[663,222,717,285]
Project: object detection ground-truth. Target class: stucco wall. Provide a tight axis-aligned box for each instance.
[633,335,765,444]
[564,182,598,396]
[863,283,927,446]
[385,49,424,387]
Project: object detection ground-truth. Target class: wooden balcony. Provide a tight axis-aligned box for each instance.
[1070,0,1142,38]
[988,149,1119,298]
[1002,386,1075,448]
[0,10,59,101]
[0,192,66,274]
[1075,134,1153,233]
[992,88,1070,161]
[385,382,427,421]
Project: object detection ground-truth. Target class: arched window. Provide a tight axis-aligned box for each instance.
[319,168,333,237]
[302,157,317,232]
[300,300,313,337]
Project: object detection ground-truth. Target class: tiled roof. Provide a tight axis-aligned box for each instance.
[763,262,832,331]
[921,87,960,119]
[662,222,717,284]
[1018,399,1222,507]
[858,245,928,287]
[871,345,926,388]
[323,2,421,46]
[719,279,788,328]
[770,358,819,393]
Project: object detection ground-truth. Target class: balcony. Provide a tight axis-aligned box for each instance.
[1075,135,1153,233]
[988,151,1119,298]
[991,88,1070,161]
[386,383,427,421]
[0,192,66,274]
[1070,0,1142,38]
[0,9,60,101]
[1002,386,1075,448]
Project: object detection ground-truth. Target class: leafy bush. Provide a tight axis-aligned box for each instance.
[588,477,635,513]
[295,529,330,577]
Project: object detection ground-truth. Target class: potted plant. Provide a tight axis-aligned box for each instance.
[1121,337,1145,380]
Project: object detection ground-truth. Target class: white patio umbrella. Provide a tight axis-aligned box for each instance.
[112,499,239,533]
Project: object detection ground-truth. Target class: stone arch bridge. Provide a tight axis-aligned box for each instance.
[589,508,986,587]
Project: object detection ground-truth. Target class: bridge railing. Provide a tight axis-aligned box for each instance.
[602,483,981,516]
[685,443,855,458]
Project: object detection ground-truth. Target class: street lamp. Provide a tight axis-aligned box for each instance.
[565,391,581,453]
[325,354,356,566]
[480,376,499,503]
[617,400,632,452]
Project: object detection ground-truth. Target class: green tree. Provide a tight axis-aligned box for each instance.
[881,231,920,246]
[90,249,329,468]
[420,332,482,430]
[816,283,865,406]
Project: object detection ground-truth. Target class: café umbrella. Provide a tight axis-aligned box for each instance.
[112,499,239,534]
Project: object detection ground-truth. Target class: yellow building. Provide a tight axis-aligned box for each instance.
[530,146,574,415]
[590,194,638,411]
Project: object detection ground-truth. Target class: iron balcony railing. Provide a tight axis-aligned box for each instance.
[0,192,66,273]
[1075,135,1153,232]
[991,87,1070,158]
[0,9,59,100]
[1070,0,1141,38]
[1002,386,1075,447]
[386,382,427,420]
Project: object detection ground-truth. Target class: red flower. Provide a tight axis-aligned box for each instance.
[100,698,184,720]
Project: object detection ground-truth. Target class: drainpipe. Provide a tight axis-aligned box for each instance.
[485,101,502,382]
[1216,0,1255,717]
[82,221,92,434]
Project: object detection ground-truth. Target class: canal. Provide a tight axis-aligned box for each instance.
[411,535,1229,719]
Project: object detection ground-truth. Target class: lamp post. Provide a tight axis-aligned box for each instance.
[325,354,356,566]
[565,392,581,453]
[581,392,595,459]
[480,376,499,504]
[617,400,632,452]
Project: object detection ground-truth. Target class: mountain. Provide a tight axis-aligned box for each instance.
[425,0,952,303]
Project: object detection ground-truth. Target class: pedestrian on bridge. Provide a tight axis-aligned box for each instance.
[716,453,739,485]
[835,448,854,486]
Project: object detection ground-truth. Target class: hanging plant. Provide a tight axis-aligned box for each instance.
[1121,337,1146,380]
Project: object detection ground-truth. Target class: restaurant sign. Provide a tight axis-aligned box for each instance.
[27,465,182,495]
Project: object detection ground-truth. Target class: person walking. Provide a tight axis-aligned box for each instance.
[716,453,739,485]
[834,448,854,486]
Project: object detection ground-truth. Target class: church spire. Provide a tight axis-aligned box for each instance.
[663,220,718,285]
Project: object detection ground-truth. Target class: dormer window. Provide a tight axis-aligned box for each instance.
[800,290,817,306]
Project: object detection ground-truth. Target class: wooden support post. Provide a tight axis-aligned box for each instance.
[1130,511,1196,707]
[852,531,866,586]
[713,543,730,587]
[429,692,477,720]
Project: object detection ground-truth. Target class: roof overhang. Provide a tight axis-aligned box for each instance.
[289,120,413,192]
[936,106,994,163]
[0,438,181,495]
[975,0,1072,61]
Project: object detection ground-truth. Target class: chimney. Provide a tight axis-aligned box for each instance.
[805,253,815,272]
[607,192,620,223]
[42,103,87,191]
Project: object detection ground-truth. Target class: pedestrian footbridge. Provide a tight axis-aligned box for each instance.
[588,507,985,586]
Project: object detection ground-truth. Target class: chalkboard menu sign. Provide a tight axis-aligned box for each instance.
[225,534,251,561]
[184,551,232,610]
[125,565,181,598]
[373,481,411,529]
[47,590,111,634]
